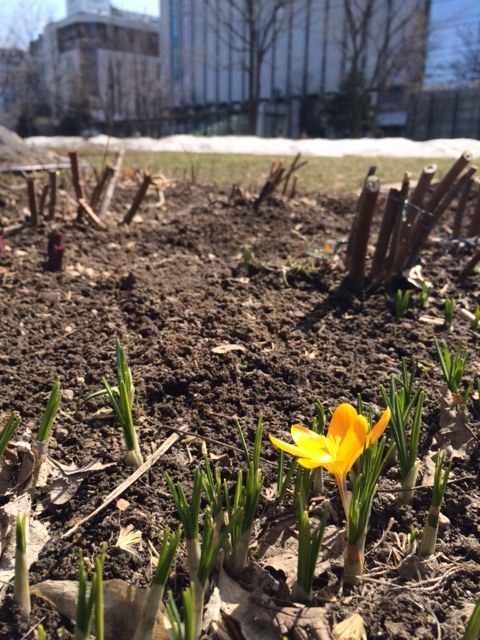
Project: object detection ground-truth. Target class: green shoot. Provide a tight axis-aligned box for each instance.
[419,450,451,557]
[165,584,195,640]
[433,338,469,396]
[0,411,21,457]
[133,526,182,640]
[14,513,30,616]
[103,340,143,467]
[224,416,264,573]
[241,245,253,271]
[36,377,61,442]
[276,450,298,501]
[31,378,62,496]
[418,282,431,309]
[165,468,202,581]
[292,502,329,602]
[344,437,394,585]
[395,289,411,318]
[74,546,106,640]
[471,306,480,331]
[463,596,480,640]
[444,298,454,328]
[380,364,424,505]
[36,625,47,640]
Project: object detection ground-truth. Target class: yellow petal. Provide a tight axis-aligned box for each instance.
[291,425,330,455]
[269,434,306,458]
[367,407,391,445]
[327,404,358,441]
[297,457,323,469]
[336,415,368,471]
[291,424,324,445]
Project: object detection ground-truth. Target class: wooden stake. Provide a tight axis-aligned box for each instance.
[347,176,381,288]
[467,180,480,237]
[68,150,85,222]
[458,247,480,283]
[38,184,50,218]
[452,175,474,239]
[90,164,114,211]
[26,176,38,227]
[47,170,57,221]
[406,152,472,266]
[386,173,410,280]
[370,188,399,281]
[395,163,437,271]
[122,172,153,224]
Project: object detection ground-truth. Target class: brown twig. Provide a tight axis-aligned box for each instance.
[78,198,107,229]
[386,172,410,279]
[370,188,401,281]
[457,247,480,283]
[38,184,49,218]
[98,149,124,218]
[122,172,153,224]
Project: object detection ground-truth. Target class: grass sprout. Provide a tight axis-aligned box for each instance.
[433,338,469,396]
[0,411,21,457]
[292,502,329,602]
[419,450,451,558]
[471,306,480,331]
[14,513,30,616]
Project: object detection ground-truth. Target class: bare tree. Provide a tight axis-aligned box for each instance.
[449,26,480,87]
[204,0,304,135]
[340,0,431,137]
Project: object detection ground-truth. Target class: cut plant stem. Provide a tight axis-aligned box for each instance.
[14,513,31,616]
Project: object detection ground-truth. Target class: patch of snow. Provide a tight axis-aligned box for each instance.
[25,134,480,159]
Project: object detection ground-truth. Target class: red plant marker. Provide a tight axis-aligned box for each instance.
[47,230,65,272]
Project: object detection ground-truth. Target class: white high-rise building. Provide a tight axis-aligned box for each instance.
[159,0,431,137]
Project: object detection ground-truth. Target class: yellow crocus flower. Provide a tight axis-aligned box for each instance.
[269,403,390,512]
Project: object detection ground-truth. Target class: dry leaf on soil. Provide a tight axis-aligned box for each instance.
[31,578,168,640]
[333,613,367,640]
[211,343,247,354]
[47,459,116,506]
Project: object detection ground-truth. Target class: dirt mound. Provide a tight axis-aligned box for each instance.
[0,124,64,168]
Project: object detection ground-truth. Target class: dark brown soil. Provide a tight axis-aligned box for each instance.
[0,171,479,640]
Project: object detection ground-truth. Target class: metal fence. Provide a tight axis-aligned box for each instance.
[407,88,480,140]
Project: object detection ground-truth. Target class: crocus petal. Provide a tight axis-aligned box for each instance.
[297,457,324,469]
[366,407,391,445]
[291,424,325,445]
[336,415,369,472]
[327,403,358,441]
[269,434,306,458]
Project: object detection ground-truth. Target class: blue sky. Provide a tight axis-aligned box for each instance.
[1,0,479,85]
